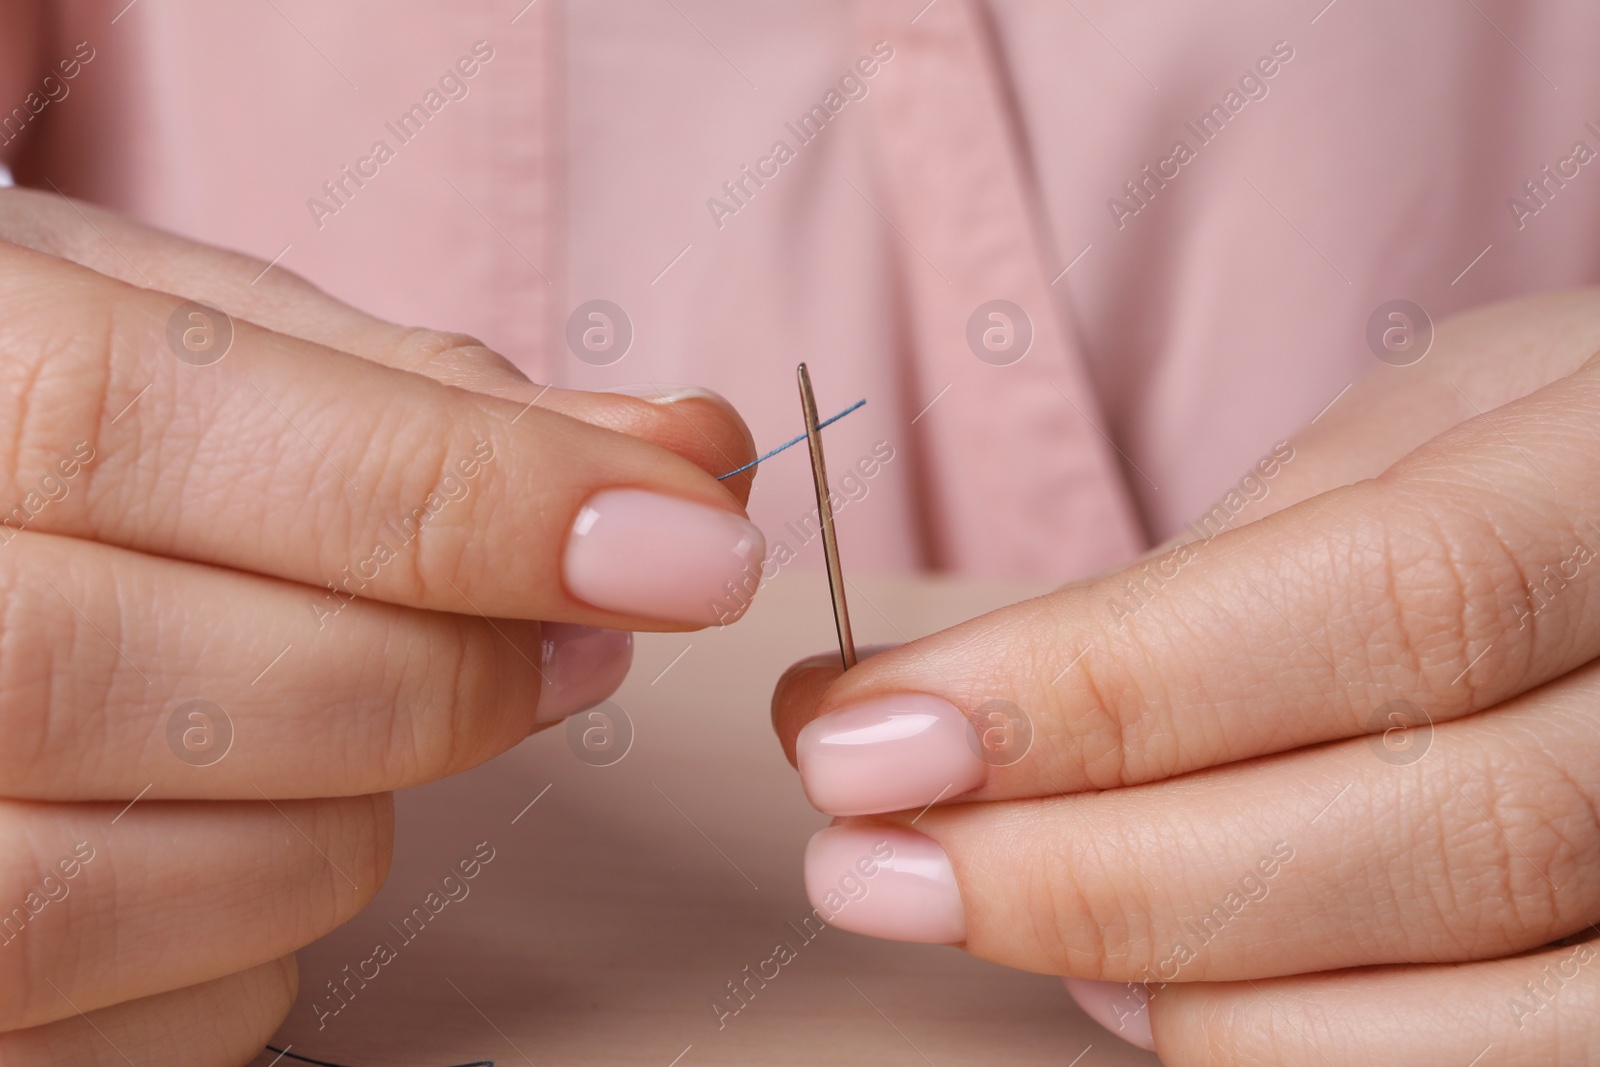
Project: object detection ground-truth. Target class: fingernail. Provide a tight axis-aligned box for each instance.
[804,825,965,944]
[1062,978,1156,1051]
[563,488,765,624]
[534,624,633,724]
[600,383,731,405]
[797,693,985,816]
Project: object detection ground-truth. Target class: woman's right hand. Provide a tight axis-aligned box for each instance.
[0,187,764,1065]
[769,287,1600,1066]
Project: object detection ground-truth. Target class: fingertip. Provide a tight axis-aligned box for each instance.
[771,654,847,764]
[533,624,633,726]
[648,390,759,508]
[541,384,759,500]
[804,823,966,944]
[771,644,907,765]
[562,488,765,626]
[1062,977,1157,1052]
[365,791,398,891]
[796,692,987,817]
[599,383,733,406]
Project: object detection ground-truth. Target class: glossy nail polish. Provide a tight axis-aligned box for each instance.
[1062,977,1156,1051]
[797,693,986,815]
[562,488,765,625]
[804,825,965,943]
[534,623,633,724]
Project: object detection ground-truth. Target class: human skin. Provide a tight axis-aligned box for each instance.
[775,290,1600,1065]
[0,188,762,1065]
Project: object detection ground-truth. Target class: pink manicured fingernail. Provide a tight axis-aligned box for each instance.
[563,489,765,625]
[534,623,633,724]
[1063,978,1156,1051]
[797,693,986,816]
[804,825,965,943]
[600,383,731,405]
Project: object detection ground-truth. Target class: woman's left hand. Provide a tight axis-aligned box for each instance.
[771,290,1600,1066]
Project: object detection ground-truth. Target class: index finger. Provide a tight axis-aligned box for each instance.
[0,187,759,505]
[1,242,764,628]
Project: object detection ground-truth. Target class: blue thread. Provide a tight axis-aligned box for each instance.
[265,1045,492,1067]
[716,398,867,481]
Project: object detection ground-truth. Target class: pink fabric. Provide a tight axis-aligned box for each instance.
[8,0,1600,581]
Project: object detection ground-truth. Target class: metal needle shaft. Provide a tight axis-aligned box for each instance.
[798,363,858,669]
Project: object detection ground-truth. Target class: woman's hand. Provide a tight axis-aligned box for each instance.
[0,188,763,1065]
[771,290,1600,1065]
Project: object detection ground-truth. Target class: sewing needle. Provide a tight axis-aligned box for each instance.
[798,363,858,669]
